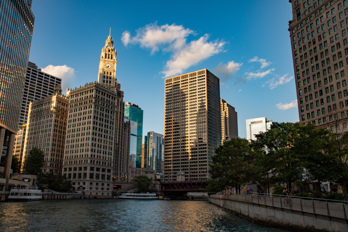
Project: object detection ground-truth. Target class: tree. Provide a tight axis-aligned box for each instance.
[0,155,20,174]
[294,124,339,190]
[333,132,348,200]
[37,172,72,192]
[23,147,45,174]
[252,122,304,192]
[209,138,262,193]
[134,175,153,192]
[11,156,21,174]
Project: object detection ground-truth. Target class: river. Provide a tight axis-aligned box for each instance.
[0,199,290,231]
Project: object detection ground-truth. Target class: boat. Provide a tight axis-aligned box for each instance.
[8,188,42,201]
[118,192,158,199]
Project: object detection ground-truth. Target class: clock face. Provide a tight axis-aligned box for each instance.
[105,63,112,69]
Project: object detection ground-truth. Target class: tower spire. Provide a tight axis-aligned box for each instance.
[109,27,111,37]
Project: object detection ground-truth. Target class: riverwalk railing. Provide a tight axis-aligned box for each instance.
[211,193,348,221]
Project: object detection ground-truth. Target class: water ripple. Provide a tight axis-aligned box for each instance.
[0,200,289,232]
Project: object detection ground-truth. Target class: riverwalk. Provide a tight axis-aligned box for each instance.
[209,193,348,231]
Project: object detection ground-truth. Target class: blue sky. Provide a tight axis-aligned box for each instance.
[29,0,298,139]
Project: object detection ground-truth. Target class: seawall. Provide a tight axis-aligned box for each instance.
[209,194,348,231]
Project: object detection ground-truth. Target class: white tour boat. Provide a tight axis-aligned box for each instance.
[119,192,158,199]
[8,188,42,201]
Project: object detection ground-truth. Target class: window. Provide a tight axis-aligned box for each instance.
[297,8,301,20]
[329,28,333,35]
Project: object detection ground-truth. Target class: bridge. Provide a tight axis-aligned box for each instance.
[161,180,208,192]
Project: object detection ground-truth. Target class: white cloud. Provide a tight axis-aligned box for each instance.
[276,99,297,110]
[268,74,293,89]
[121,31,131,46]
[213,61,243,80]
[163,35,224,78]
[249,56,272,69]
[245,68,274,80]
[122,23,224,77]
[125,23,193,54]
[42,65,75,92]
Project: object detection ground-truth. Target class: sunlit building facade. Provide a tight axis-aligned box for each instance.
[63,83,117,197]
[13,125,27,172]
[19,62,61,127]
[290,0,348,133]
[164,69,221,182]
[0,0,35,188]
[220,98,238,144]
[23,86,68,174]
[124,102,143,168]
[96,33,126,182]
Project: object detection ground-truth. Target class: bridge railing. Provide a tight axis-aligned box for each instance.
[211,193,348,221]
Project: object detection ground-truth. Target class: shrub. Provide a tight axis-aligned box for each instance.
[293,192,310,197]
[272,185,285,195]
[324,192,343,200]
[311,190,324,198]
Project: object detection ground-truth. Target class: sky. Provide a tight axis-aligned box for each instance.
[29,0,298,139]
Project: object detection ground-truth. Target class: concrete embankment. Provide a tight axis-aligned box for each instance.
[209,194,348,232]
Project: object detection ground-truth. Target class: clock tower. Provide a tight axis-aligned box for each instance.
[98,31,117,88]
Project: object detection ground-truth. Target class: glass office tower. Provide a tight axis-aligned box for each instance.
[124,102,143,168]
[144,131,164,174]
[0,0,35,133]
[0,0,35,189]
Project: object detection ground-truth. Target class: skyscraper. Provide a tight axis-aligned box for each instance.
[124,102,143,168]
[63,83,117,197]
[290,0,348,133]
[144,131,164,174]
[220,98,238,143]
[246,117,272,141]
[96,32,126,182]
[98,32,117,88]
[62,33,127,197]
[164,69,221,182]
[13,125,27,171]
[19,62,62,127]
[0,0,35,189]
[23,86,68,174]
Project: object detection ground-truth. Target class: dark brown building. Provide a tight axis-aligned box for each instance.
[290,0,348,133]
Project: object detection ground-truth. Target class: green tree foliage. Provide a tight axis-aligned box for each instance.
[294,124,340,189]
[208,138,261,193]
[0,155,20,173]
[37,172,72,192]
[11,156,21,174]
[334,132,348,200]
[134,175,152,192]
[23,147,45,174]
[206,179,226,194]
[209,122,347,198]
[252,123,304,192]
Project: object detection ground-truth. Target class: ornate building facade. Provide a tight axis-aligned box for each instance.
[23,86,68,174]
